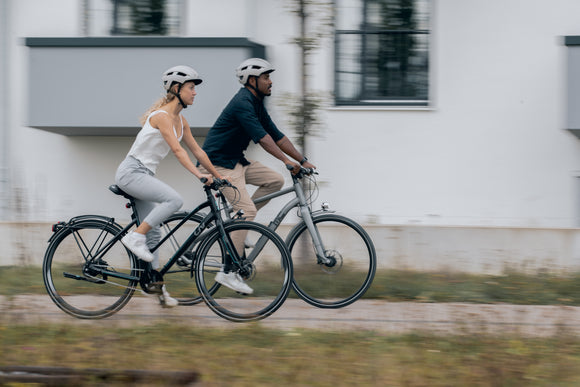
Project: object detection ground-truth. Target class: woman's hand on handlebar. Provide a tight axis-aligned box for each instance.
[199,174,214,186]
[199,175,235,191]
[218,175,232,184]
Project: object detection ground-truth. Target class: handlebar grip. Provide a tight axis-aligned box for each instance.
[199,177,208,184]
[212,178,234,189]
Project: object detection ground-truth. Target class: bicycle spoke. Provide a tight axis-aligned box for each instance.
[288,214,376,308]
[43,219,138,319]
[196,221,292,322]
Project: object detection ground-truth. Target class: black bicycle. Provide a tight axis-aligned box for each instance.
[42,180,293,322]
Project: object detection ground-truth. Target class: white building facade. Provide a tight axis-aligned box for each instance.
[2,0,580,273]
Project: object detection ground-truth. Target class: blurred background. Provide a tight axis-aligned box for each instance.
[2,0,580,274]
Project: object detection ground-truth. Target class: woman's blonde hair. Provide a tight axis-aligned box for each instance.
[140,91,177,125]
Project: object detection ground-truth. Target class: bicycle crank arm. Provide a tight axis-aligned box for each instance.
[63,272,105,284]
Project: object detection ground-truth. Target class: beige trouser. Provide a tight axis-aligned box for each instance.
[200,160,284,256]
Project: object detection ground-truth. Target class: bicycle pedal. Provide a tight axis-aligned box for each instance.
[145,282,164,294]
[177,257,192,267]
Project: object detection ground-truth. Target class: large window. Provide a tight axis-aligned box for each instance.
[85,0,182,36]
[335,0,431,106]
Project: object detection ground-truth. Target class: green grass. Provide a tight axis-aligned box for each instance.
[366,270,580,305]
[4,266,580,385]
[1,323,580,386]
[8,265,580,306]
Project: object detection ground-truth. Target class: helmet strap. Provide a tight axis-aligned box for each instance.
[247,76,265,99]
[169,83,187,109]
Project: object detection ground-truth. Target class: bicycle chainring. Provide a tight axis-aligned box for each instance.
[140,269,164,294]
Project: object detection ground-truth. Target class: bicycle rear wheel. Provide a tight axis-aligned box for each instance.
[157,212,211,306]
[195,221,292,322]
[286,213,377,308]
[42,218,138,319]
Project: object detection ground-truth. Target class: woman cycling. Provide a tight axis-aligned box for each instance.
[116,65,226,308]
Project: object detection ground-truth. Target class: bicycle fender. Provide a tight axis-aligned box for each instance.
[48,215,120,243]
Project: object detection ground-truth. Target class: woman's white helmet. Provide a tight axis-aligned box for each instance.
[162,65,202,91]
[235,58,275,85]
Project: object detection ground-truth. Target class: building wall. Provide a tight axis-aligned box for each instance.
[4,222,580,275]
[310,0,580,227]
[3,0,580,270]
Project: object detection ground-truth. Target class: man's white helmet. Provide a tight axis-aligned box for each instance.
[162,65,202,91]
[235,58,275,85]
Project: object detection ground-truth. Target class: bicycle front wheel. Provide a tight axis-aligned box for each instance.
[195,221,292,322]
[286,213,377,308]
[42,218,138,319]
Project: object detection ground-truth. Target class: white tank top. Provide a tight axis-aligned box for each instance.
[127,110,183,173]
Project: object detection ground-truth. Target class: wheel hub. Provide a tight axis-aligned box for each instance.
[321,250,343,274]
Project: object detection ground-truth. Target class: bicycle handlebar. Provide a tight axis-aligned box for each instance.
[286,164,317,179]
[200,177,234,191]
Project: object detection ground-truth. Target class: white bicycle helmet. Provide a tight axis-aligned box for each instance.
[235,58,275,85]
[162,65,202,91]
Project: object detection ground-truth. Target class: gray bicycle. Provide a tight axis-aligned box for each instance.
[253,167,377,308]
[143,167,377,309]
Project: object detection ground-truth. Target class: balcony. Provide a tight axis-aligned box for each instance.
[25,37,265,136]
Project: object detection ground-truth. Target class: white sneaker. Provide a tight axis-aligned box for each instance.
[121,231,154,262]
[244,237,255,249]
[215,271,254,294]
[159,285,179,308]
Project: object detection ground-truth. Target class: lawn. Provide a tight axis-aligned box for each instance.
[1,323,580,386]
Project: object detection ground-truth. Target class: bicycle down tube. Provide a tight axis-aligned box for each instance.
[252,177,331,265]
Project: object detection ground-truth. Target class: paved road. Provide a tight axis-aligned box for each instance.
[2,295,580,336]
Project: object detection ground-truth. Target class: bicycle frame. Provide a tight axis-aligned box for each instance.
[78,186,241,285]
[251,173,331,265]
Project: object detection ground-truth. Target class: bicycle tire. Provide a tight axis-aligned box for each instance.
[42,218,138,319]
[157,211,219,306]
[286,213,377,308]
[195,221,292,322]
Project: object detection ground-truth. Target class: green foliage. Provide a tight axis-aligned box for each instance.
[282,0,334,153]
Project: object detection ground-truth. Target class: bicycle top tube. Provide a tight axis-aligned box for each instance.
[252,167,316,207]
[154,179,236,276]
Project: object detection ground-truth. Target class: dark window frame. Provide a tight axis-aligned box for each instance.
[84,0,182,37]
[334,0,431,107]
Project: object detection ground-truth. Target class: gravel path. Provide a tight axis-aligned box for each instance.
[2,295,580,336]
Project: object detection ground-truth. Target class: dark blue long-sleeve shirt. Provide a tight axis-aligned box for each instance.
[202,87,285,169]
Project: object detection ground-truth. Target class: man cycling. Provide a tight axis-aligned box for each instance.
[200,58,316,294]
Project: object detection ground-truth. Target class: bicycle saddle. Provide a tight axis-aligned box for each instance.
[109,184,134,200]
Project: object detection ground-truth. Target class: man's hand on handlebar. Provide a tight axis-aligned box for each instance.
[285,159,317,176]
[286,163,317,177]
[301,160,316,170]
[285,162,301,175]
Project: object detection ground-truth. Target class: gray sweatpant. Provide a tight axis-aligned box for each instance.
[115,156,183,268]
